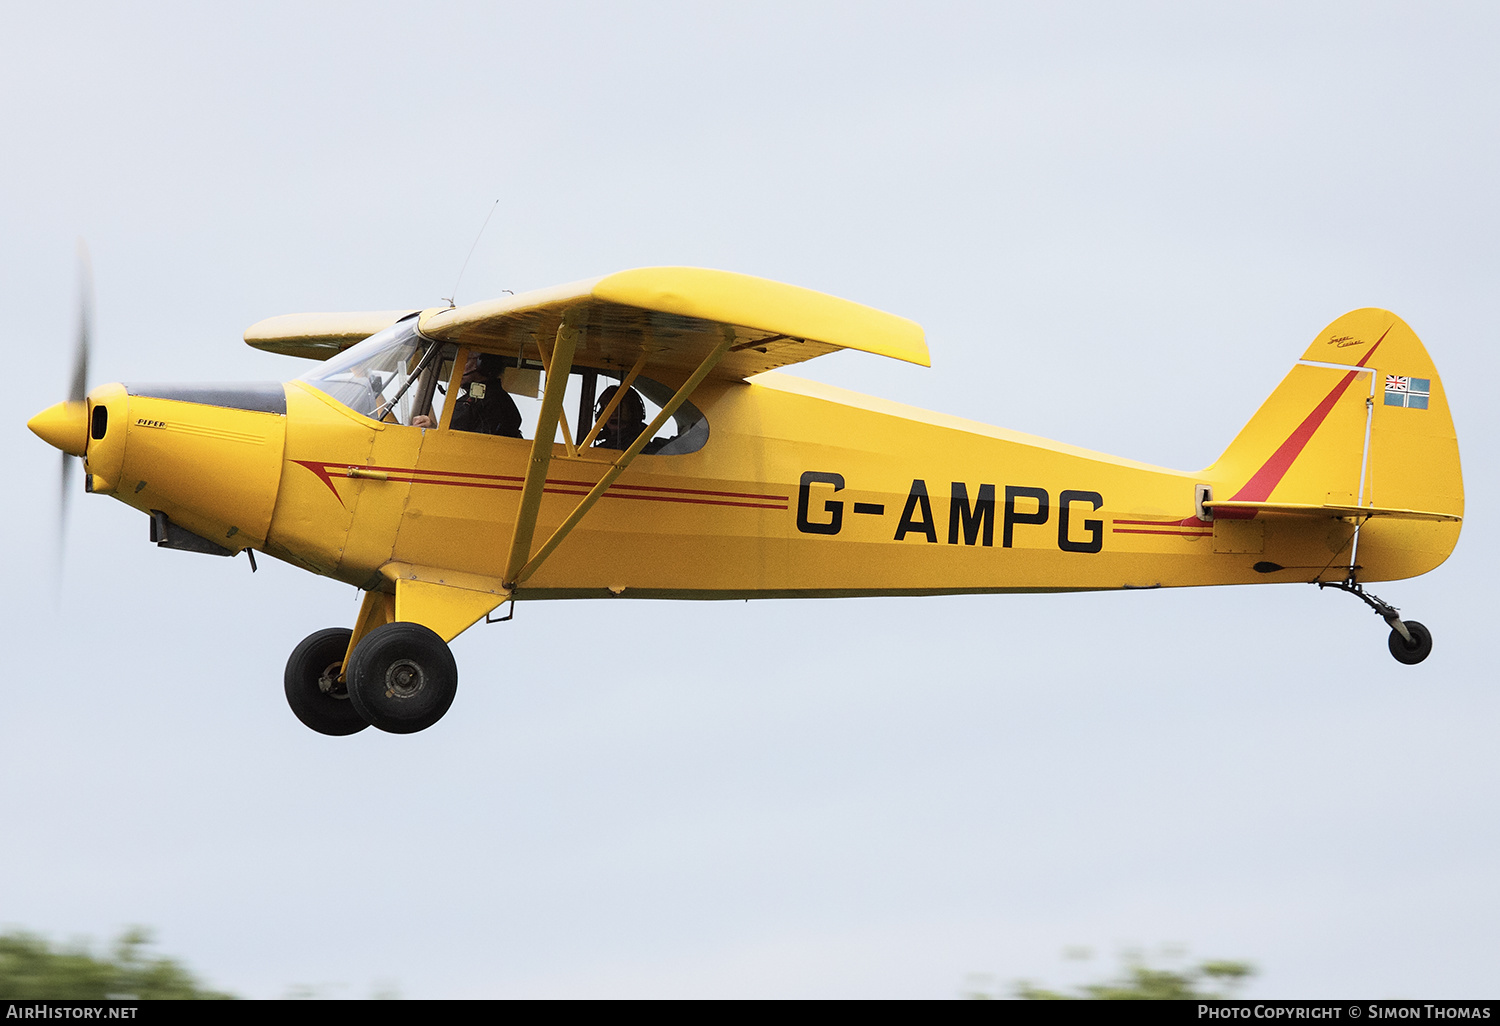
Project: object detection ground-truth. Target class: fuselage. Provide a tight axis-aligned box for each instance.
[72,368,1433,601]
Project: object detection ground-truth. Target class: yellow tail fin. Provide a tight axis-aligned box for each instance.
[1206,309,1463,582]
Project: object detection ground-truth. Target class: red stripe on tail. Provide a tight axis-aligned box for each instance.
[1228,330,1386,503]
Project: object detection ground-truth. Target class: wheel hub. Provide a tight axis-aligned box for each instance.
[385,659,425,699]
[316,661,350,699]
[343,622,458,734]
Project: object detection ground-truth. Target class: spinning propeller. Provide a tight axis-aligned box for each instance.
[28,241,95,561]
[62,241,93,520]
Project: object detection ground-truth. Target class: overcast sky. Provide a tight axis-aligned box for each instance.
[4,1,1498,998]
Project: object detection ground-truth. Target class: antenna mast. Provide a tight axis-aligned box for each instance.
[443,199,500,308]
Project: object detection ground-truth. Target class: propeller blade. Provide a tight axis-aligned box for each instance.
[69,238,93,404]
[60,451,75,535]
[58,239,94,571]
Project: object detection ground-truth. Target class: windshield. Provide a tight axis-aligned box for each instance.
[300,316,433,423]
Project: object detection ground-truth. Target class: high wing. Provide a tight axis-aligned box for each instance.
[244,267,929,378]
[244,310,419,360]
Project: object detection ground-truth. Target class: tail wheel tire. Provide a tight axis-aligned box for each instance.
[284,627,368,736]
[347,622,458,734]
[1388,620,1433,665]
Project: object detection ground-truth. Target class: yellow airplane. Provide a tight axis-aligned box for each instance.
[28,267,1463,736]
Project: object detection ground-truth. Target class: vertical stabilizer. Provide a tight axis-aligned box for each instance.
[1205,309,1462,582]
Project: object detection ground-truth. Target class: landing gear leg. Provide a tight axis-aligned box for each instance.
[1318,578,1433,665]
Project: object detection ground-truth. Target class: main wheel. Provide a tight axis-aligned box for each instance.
[1388,620,1433,665]
[284,627,368,736]
[346,622,458,734]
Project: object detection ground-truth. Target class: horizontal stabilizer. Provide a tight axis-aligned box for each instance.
[1204,500,1461,523]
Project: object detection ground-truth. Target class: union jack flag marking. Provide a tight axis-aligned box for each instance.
[1384,375,1431,410]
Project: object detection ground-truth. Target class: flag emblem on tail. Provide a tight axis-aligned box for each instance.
[1385,375,1431,409]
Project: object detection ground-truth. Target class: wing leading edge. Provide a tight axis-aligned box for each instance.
[243,310,420,361]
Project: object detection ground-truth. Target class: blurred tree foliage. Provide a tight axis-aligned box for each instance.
[0,927,233,999]
[968,947,1255,1000]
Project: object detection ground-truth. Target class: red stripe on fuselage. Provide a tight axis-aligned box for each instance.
[1114,517,1212,528]
[291,460,788,510]
[1112,527,1213,537]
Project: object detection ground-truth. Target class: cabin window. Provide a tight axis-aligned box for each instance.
[300,320,707,453]
[494,360,708,455]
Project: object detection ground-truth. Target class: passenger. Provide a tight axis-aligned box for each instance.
[593,384,648,450]
[413,354,522,437]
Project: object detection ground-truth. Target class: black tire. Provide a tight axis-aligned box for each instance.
[346,622,458,734]
[284,627,368,736]
[1388,620,1433,665]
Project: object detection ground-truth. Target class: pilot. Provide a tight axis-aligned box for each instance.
[594,384,648,450]
[413,354,522,437]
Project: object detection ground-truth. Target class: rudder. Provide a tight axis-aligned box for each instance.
[1205,309,1463,582]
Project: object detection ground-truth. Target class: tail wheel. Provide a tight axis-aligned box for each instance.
[284,627,368,736]
[347,622,458,734]
[1388,620,1433,665]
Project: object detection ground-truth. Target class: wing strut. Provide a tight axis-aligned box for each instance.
[501,309,581,587]
[579,351,648,449]
[512,326,737,587]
